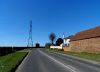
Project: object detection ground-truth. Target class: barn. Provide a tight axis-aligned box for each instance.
[70,26,100,53]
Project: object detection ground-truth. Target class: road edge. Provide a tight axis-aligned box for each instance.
[45,50,100,67]
[15,49,32,72]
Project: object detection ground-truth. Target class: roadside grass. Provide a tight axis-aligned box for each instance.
[18,48,32,52]
[45,48,100,62]
[0,51,28,72]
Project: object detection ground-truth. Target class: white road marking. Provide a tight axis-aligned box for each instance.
[39,50,78,72]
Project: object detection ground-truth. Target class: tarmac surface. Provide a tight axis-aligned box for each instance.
[16,49,100,72]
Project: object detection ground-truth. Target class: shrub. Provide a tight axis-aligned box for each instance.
[45,43,51,48]
[56,38,63,46]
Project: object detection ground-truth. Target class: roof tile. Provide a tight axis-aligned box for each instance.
[71,26,100,41]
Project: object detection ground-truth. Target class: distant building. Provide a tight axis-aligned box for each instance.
[64,35,74,46]
[62,35,74,51]
[35,43,40,48]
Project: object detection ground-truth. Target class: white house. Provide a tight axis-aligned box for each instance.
[50,34,74,49]
[63,35,74,46]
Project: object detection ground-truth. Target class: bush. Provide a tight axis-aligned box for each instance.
[45,43,51,48]
[56,38,63,46]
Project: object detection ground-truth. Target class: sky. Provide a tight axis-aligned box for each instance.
[0,0,100,46]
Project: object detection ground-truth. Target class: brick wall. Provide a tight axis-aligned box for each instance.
[63,46,71,51]
[70,37,100,53]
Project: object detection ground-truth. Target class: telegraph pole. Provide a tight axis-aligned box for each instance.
[63,33,65,45]
[27,20,33,47]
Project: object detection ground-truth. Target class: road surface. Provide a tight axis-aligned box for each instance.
[16,49,100,72]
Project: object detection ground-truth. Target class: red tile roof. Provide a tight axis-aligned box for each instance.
[71,26,100,41]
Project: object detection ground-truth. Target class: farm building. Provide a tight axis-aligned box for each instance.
[63,26,100,53]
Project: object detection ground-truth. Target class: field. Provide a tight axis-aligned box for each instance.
[0,51,28,72]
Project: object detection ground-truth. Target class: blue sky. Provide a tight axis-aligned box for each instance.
[0,0,100,46]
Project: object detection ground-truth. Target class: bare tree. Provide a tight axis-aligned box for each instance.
[49,33,56,45]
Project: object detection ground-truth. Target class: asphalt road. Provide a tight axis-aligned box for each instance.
[16,49,100,72]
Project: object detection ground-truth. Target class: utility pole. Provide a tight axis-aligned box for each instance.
[27,20,33,47]
[63,33,65,45]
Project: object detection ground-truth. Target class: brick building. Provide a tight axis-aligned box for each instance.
[70,26,100,53]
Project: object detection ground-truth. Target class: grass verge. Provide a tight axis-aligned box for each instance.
[45,48,100,62]
[0,51,28,72]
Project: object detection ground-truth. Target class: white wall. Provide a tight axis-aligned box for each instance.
[50,46,62,49]
[65,39,70,46]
